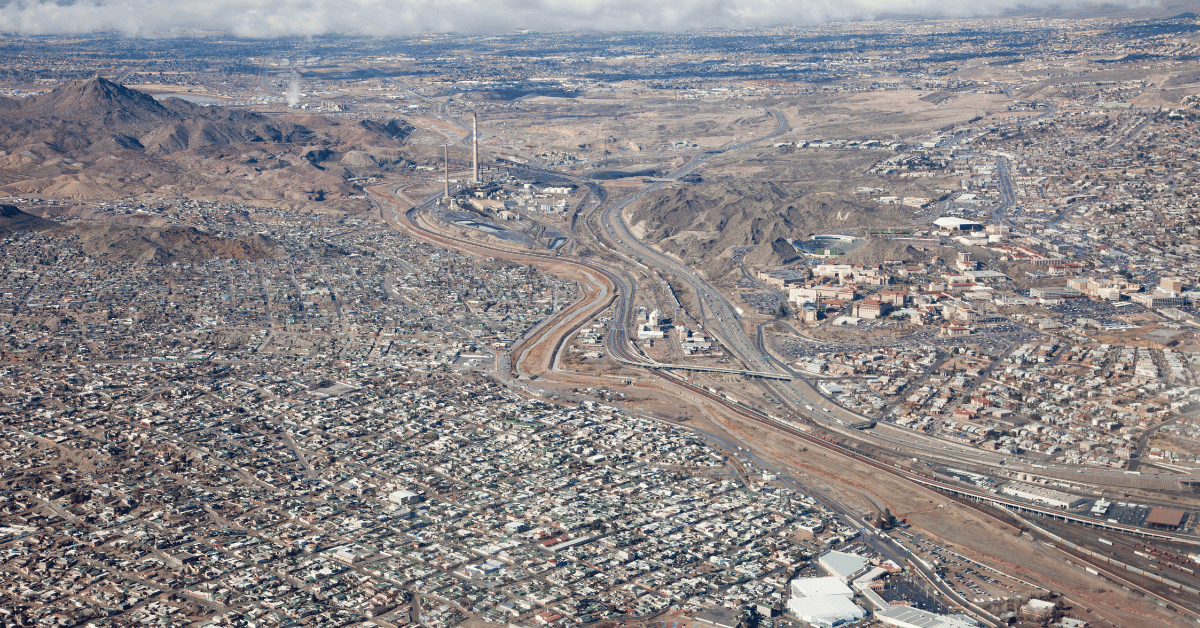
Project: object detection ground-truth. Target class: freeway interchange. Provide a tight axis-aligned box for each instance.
[384,95,1200,514]
[367,100,1200,623]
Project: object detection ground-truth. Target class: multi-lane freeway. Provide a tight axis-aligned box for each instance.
[588,109,791,375]
[989,156,1017,229]
[371,98,1200,572]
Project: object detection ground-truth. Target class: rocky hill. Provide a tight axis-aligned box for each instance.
[0,78,413,206]
[838,239,929,265]
[0,204,60,237]
[0,203,280,262]
[626,181,914,271]
[71,224,282,263]
[0,77,313,155]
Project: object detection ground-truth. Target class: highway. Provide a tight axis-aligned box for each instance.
[989,156,1017,229]
[584,111,943,461]
[425,99,1200,491]
[369,99,1200,609]
[567,110,1036,481]
[583,105,1200,497]
[377,107,833,380]
[369,178,709,383]
[640,367,1200,624]
[572,108,1106,490]
[359,98,1200,627]
[588,109,792,376]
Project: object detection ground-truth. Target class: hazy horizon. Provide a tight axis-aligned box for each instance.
[0,0,1176,38]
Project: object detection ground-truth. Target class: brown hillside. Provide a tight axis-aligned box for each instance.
[71,224,283,264]
[1,77,319,156]
[626,181,914,270]
[2,203,281,262]
[0,204,60,236]
[0,78,414,207]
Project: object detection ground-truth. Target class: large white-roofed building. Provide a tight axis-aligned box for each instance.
[791,576,856,599]
[933,216,984,231]
[787,595,866,626]
[787,576,865,626]
[875,605,978,628]
[818,550,870,581]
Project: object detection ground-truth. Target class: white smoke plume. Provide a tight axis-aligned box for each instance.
[0,0,1163,37]
[286,72,301,108]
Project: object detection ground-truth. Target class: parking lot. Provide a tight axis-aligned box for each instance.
[741,291,786,315]
[879,578,949,614]
[891,529,1038,604]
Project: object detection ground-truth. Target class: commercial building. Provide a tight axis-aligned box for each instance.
[387,489,424,505]
[787,596,865,626]
[787,576,865,626]
[875,605,978,628]
[1000,482,1087,509]
[1131,291,1191,308]
[1146,508,1186,530]
[818,550,870,581]
[933,217,983,231]
[792,576,857,598]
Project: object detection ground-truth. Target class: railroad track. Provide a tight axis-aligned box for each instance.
[367,115,1198,624]
[373,178,1199,551]
[642,367,1200,621]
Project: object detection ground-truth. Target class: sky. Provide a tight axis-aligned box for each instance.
[0,0,1163,37]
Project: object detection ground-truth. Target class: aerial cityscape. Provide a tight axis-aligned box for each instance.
[3,3,1200,628]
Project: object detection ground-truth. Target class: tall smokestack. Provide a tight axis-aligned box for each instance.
[472,112,480,184]
[443,144,449,201]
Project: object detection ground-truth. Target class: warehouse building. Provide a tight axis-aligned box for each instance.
[787,576,865,626]
[876,605,978,628]
[1000,482,1087,509]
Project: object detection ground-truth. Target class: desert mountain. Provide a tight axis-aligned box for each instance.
[0,78,413,205]
[0,77,315,156]
[626,181,915,271]
[837,239,929,265]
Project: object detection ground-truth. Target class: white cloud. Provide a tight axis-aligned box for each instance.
[0,0,1160,37]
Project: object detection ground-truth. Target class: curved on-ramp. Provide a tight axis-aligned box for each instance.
[369,184,621,378]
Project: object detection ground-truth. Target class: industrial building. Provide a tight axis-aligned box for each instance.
[932,216,983,231]
[1000,482,1087,509]
[1146,507,1186,530]
[819,550,870,581]
[786,576,865,626]
[875,605,978,628]
[782,550,988,628]
[792,576,858,598]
